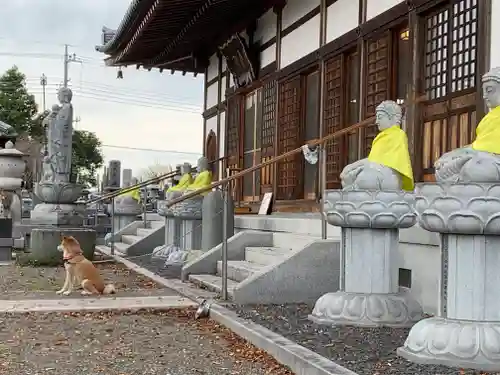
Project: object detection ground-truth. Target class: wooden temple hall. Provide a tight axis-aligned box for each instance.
[98,0,498,212]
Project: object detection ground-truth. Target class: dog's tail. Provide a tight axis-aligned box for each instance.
[103,284,116,295]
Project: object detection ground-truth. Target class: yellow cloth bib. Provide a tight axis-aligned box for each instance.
[188,170,212,195]
[472,106,500,154]
[120,188,141,203]
[368,125,414,191]
[168,173,193,192]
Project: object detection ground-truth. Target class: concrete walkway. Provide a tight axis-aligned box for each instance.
[0,295,196,313]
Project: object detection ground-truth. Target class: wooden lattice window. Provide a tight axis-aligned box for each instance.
[324,56,344,189]
[277,76,302,200]
[420,0,478,179]
[226,95,241,164]
[261,80,276,156]
[363,33,390,156]
[260,80,276,193]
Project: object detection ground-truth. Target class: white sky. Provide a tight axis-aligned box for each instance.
[0,0,204,179]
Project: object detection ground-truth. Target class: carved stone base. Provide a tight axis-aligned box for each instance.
[309,291,423,328]
[397,317,500,371]
[30,203,85,227]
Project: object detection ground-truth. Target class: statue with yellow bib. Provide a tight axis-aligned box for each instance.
[310,99,422,328]
[435,67,500,182]
[340,100,414,192]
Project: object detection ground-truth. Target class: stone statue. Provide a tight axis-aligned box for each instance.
[340,100,414,191]
[435,67,500,182]
[168,162,193,192]
[185,157,212,193]
[47,88,73,183]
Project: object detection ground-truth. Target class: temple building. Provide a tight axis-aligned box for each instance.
[97,0,497,212]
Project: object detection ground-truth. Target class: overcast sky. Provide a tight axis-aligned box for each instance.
[0,0,204,179]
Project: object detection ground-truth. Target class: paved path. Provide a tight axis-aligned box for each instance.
[0,295,196,313]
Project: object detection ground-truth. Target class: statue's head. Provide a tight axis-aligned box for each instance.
[375,100,403,131]
[181,162,191,174]
[197,156,209,172]
[57,87,73,104]
[482,67,500,109]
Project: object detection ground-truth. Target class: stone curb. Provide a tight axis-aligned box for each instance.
[1,295,196,313]
[97,249,359,375]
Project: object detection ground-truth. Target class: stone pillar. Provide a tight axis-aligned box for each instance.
[113,194,141,231]
[105,160,121,192]
[309,189,423,327]
[158,193,181,247]
[172,195,203,251]
[201,190,234,251]
[122,168,132,188]
[398,183,500,371]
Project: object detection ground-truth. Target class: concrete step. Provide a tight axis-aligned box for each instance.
[150,220,164,230]
[136,228,156,237]
[245,246,290,266]
[109,242,129,255]
[216,260,263,282]
[121,234,142,245]
[96,244,127,257]
[272,232,316,250]
[188,274,238,296]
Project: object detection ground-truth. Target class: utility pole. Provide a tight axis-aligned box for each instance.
[63,44,81,88]
[73,116,81,130]
[40,74,47,111]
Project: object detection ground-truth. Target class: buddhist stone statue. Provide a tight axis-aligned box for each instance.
[340,100,414,191]
[186,156,212,193]
[168,162,193,192]
[47,88,73,183]
[435,67,500,182]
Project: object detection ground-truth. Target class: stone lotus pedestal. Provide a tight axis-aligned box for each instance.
[398,183,500,371]
[112,194,141,231]
[31,182,86,226]
[309,190,423,327]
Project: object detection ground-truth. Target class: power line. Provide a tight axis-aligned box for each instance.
[101,144,201,155]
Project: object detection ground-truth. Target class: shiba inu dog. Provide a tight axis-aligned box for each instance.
[57,235,115,296]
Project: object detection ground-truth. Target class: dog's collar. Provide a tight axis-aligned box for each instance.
[63,252,83,263]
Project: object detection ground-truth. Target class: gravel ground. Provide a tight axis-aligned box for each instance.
[0,256,174,300]
[133,255,183,279]
[0,308,293,375]
[226,303,496,375]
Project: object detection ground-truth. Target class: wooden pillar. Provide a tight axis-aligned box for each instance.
[272,2,284,201]
[406,5,421,181]
[357,0,367,158]
[476,0,492,120]
[215,52,223,180]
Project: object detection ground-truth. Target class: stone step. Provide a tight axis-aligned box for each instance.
[244,246,290,266]
[216,260,263,282]
[188,274,238,296]
[150,220,164,230]
[272,232,316,250]
[95,244,127,257]
[109,242,129,255]
[136,228,156,237]
[121,234,142,245]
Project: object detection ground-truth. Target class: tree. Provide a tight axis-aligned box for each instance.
[0,66,42,137]
[71,130,104,188]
